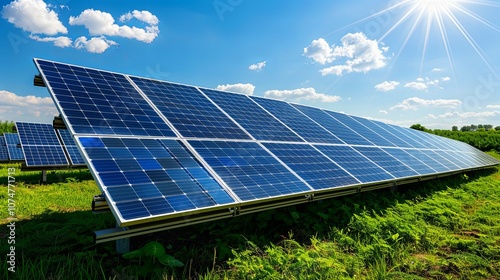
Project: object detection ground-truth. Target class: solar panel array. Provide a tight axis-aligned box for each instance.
[4,133,25,161]
[0,136,9,161]
[34,58,500,227]
[57,129,86,165]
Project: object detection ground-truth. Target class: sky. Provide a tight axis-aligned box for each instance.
[1,0,500,129]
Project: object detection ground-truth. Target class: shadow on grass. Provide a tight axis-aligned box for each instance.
[0,168,93,185]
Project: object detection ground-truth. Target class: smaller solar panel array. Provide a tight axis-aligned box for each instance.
[11,122,86,168]
[0,137,9,162]
[4,133,25,161]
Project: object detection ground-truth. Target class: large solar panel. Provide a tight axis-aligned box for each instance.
[4,133,25,161]
[16,122,68,167]
[57,129,86,165]
[34,58,500,228]
[130,77,250,140]
[0,137,9,161]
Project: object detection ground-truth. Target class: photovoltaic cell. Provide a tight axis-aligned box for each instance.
[351,117,413,148]
[325,111,396,147]
[263,143,359,189]
[251,97,343,144]
[4,133,24,161]
[292,104,373,146]
[16,122,68,166]
[189,140,312,201]
[382,148,436,175]
[402,149,450,173]
[131,77,251,140]
[315,145,394,183]
[35,60,175,137]
[0,137,8,161]
[57,129,86,165]
[353,146,419,178]
[79,137,235,222]
[200,88,303,142]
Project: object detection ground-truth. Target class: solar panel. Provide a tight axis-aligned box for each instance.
[188,140,312,201]
[201,88,303,142]
[16,122,68,167]
[250,97,344,144]
[78,136,236,222]
[130,77,251,140]
[35,60,175,137]
[4,133,25,161]
[0,137,9,161]
[57,129,86,165]
[33,58,500,229]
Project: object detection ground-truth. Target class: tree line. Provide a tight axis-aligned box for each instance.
[0,120,15,134]
[410,123,500,152]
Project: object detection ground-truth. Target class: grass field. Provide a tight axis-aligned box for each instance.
[1,152,499,279]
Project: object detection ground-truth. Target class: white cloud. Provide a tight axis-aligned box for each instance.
[2,0,67,35]
[264,88,341,103]
[69,9,159,43]
[119,10,159,25]
[486,104,500,109]
[304,33,388,76]
[216,83,255,95]
[390,97,461,111]
[427,111,500,119]
[432,68,442,72]
[441,76,450,82]
[375,81,399,92]
[379,110,388,114]
[248,61,266,71]
[0,90,58,121]
[404,81,428,91]
[74,36,117,53]
[29,34,71,47]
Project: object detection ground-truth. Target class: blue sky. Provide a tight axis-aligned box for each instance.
[1,0,499,129]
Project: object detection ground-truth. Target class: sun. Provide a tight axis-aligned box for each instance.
[335,0,500,78]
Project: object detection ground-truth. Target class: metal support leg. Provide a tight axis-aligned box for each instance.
[41,170,47,183]
[115,222,130,253]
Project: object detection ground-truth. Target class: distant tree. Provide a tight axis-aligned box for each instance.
[410,124,427,132]
[484,124,493,130]
[471,124,478,131]
[452,126,458,131]
[478,124,484,130]
[495,126,500,131]
[0,120,15,133]
[461,126,471,132]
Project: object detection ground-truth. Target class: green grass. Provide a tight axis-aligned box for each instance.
[0,152,499,279]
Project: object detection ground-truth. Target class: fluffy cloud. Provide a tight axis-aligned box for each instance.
[432,68,442,72]
[390,97,461,111]
[441,76,450,82]
[1,0,67,35]
[264,88,341,103]
[0,90,58,121]
[486,104,500,109]
[69,9,159,43]
[427,111,500,119]
[74,36,117,53]
[404,76,451,91]
[119,10,159,25]
[404,81,428,91]
[375,81,399,92]
[379,110,388,114]
[248,61,266,71]
[304,33,388,76]
[216,83,255,95]
[29,35,72,47]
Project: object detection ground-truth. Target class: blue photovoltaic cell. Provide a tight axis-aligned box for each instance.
[57,129,86,165]
[35,59,175,137]
[353,146,419,178]
[189,140,311,201]
[351,117,413,148]
[292,104,373,146]
[375,122,429,149]
[4,133,25,161]
[315,145,394,183]
[418,149,461,171]
[251,97,343,144]
[0,137,8,161]
[16,122,68,166]
[263,143,359,190]
[200,88,303,142]
[130,77,251,140]
[402,149,451,173]
[79,137,235,221]
[382,148,436,175]
[324,111,396,147]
